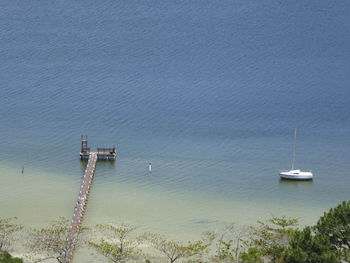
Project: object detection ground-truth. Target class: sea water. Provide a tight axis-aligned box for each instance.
[0,0,349,260]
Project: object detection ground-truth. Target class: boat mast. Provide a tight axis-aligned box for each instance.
[291,128,297,170]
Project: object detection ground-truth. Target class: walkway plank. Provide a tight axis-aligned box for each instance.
[66,152,98,263]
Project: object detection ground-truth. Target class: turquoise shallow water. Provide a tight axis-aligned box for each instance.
[0,1,350,256]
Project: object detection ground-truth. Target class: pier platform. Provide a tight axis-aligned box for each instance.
[66,136,116,263]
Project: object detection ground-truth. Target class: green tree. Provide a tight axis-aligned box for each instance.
[284,201,350,263]
[249,216,298,263]
[315,200,350,261]
[25,217,86,263]
[140,233,208,263]
[284,227,340,263]
[0,251,23,263]
[239,247,263,263]
[202,223,249,263]
[0,218,22,252]
[88,223,141,263]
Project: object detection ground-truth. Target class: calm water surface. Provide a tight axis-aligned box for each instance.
[0,0,350,257]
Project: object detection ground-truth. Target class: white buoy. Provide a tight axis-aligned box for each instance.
[148,162,152,173]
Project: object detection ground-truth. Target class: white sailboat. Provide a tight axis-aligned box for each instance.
[279,128,313,180]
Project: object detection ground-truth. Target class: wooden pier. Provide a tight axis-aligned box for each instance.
[80,135,116,161]
[66,136,116,263]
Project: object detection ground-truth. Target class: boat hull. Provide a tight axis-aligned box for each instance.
[280,174,313,180]
[279,170,313,180]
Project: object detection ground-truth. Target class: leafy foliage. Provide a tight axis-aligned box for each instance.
[315,200,350,261]
[284,201,350,263]
[202,223,249,263]
[249,216,299,263]
[239,247,263,263]
[284,227,340,263]
[0,218,22,252]
[1,201,350,263]
[0,251,23,263]
[26,217,86,263]
[88,223,141,263]
[140,232,208,263]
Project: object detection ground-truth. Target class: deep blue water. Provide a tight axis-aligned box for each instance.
[0,0,350,220]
